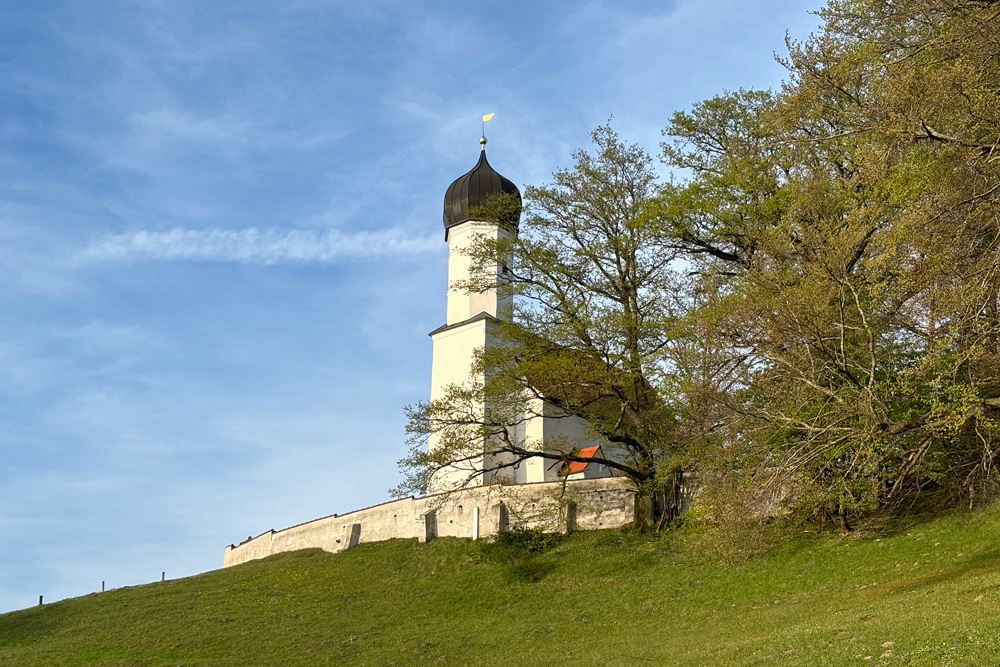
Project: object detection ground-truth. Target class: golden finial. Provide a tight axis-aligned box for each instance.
[481,113,494,150]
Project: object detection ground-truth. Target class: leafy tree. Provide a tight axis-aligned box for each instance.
[395,126,686,526]
[661,0,1000,524]
[398,0,1000,529]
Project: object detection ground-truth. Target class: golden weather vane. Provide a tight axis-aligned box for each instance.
[481,113,494,149]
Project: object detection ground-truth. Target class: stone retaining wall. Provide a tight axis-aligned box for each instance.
[224,477,640,567]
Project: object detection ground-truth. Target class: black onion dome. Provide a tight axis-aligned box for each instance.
[442,149,521,237]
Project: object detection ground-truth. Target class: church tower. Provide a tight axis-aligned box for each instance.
[427,137,521,492]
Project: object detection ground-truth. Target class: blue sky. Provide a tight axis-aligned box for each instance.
[0,0,821,612]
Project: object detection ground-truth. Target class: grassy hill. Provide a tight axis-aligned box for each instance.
[3,506,1000,666]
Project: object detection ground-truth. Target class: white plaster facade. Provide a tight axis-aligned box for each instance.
[427,221,510,490]
[515,397,612,483]
[428,206,615,492]
[443,221,512,326]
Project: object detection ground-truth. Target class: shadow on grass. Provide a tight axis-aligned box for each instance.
[851,494,990,540]
[479,527,563,583]
[885,548,1000,595]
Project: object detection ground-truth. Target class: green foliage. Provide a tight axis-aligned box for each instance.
[404,0,1000,525]
[479,527,561,583]
[400,124,686,512]
[482,525,559,556]
[655,0,1000,521]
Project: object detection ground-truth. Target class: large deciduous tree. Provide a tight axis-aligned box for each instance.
[397,0,1000,530]
[395,126,687,524]
[662,0,1000,524]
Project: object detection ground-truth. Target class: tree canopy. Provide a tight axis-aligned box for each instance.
[395,126,684,514]
[398,0,1000,528]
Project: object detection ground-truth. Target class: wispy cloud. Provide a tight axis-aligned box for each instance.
[79,227,440,265]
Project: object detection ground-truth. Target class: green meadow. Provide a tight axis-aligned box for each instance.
[3,505,1000,666]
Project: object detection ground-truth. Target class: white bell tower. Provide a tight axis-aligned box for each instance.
[427,137,520,492]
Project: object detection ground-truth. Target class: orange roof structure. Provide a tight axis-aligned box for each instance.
[558,445,601,476]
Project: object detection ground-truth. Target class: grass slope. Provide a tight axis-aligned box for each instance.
[3,506,1000,666]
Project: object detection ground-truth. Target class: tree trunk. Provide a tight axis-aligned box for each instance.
[837,504,852,536]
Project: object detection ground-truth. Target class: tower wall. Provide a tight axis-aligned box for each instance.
[445,221,512,325]
[428,217,513,493]
[428,316,492,491]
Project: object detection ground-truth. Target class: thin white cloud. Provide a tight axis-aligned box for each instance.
[79,227,440,265]
[130,109,253,144]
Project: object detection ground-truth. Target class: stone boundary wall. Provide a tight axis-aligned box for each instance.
[224,477,640,567]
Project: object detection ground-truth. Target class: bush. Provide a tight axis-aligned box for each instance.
[483,526,557,555]
[479,526,561,583]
